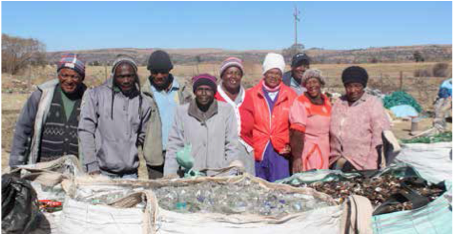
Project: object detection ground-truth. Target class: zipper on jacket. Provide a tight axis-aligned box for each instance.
[264,96,272,130]
[202,118,209,170]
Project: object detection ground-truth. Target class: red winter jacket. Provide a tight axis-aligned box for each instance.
[248,80,297,161]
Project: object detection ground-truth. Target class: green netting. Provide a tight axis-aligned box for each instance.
[383,90,422,113]
[401,132,452,144]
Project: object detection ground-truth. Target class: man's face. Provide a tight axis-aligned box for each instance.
[291,63,309,81]
[345,82,365,103]
[264,68,282,88]
[58,68,83,94]
[114,63,136,92]
[221,66,242,91]
[150,70,170,88]
[195,85,215,106]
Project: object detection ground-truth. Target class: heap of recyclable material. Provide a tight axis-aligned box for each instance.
[383,91,422,113]
[401,132,452,144]
[297,174,445,214]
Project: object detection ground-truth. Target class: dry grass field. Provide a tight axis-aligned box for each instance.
[2,61,452,175]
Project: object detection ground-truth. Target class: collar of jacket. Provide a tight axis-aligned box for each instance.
[142,73,179,96]
[256,80,290,105]
[149,74,180,93]
[340,92,369,107]
[188,99,218,123]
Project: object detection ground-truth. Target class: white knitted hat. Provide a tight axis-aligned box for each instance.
[262,53,285,75]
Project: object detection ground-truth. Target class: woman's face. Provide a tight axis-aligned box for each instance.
[345,82,365,103]
[304,77,322,98]
[264,68,282,88]
[221,66,242,91]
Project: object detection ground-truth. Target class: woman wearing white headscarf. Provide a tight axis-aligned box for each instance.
[248,53,297,182]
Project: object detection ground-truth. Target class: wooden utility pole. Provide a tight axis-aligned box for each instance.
[293,5,300,45]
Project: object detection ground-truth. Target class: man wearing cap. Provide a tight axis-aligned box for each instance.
[164,74,242,177]
[283,53,310,96]
[9,53,87,167]
[78,56,151,178]
[142,50,192,179]
[329,66,390,171]
[249,53,297,182]
[214,57,255,175]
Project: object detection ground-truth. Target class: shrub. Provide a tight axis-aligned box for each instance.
[432,63,449,77]
[414,69,432,77]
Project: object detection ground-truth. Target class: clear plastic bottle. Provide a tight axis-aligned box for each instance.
[175,189,188,212]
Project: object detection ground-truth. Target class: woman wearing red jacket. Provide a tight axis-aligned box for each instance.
[248,53,297,182]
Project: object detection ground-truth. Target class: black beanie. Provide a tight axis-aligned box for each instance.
[147,50,173,71]
[341,66,368,87]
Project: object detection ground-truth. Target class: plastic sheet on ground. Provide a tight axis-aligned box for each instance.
[395,142,452,184]
[389,104,418,118]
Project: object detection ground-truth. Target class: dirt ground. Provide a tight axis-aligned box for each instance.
[2,61,452,177]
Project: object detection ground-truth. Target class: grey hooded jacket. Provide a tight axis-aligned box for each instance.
[78,79,152,173]
[164,100,243,176]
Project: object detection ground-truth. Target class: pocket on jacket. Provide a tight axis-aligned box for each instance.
[97,139,138,172]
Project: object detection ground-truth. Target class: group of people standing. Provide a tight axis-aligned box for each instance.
[9,50,390,182]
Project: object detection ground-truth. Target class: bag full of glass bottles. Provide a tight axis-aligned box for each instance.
[58,173,374,233]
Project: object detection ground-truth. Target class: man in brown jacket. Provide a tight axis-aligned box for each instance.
[142,50,192,179]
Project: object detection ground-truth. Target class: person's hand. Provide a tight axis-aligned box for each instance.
[292,157,303,174]
[89,170,101,176]
[279,145,291,155]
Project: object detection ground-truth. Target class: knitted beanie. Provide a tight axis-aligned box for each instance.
[147,50,173,71]
[57,53,86,79]
[219,57,244,77]
[302,69,325,86]
[262,53,285,75]
[192,73,217,93]
[111,55,138,73]
[341,66,369,87]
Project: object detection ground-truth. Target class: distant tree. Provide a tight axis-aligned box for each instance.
[92,60,100,66]
[370,57,379,63]
[2,34,46,74]
[282,43,305,63]
[413,51,425,62]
